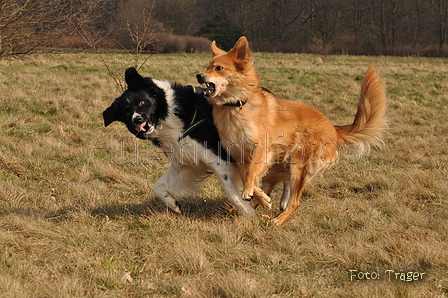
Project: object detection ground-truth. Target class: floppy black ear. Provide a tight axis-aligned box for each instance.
[103,101,117,127]
[125,67,145,88]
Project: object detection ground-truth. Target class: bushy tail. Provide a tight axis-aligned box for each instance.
[335,64,387,155]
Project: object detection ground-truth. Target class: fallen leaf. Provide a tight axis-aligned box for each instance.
[121,269,133,283]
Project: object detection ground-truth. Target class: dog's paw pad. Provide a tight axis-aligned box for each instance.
[272,216,287,226]
[169,202,182,214]
[243,195,254,201]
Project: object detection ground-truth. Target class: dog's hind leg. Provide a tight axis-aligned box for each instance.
[212,163,257,216]
[153,164,202,214]
[261,164,290,211]
[272,156,331,225]
[272,163,308,226]
[279,180,291,212]
[259,181,290,211]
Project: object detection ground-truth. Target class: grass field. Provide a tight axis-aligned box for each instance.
[0,51,447,297]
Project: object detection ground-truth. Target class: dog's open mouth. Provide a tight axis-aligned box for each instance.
[136,121,154,134]
[204,83,215,96]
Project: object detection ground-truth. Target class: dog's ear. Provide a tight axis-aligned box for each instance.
[211,41,226,57]
[103,101,117,127]
[230,36,251,61]
[233,36,251,60]
[125,67,145,88]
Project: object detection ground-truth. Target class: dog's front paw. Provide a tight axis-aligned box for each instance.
[242,190,254,201]
[252,187,272,209]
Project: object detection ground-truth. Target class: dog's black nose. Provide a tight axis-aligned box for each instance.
[133,114,143,125]
[196,73,204,84]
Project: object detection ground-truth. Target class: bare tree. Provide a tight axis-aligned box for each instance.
[69,0,113,50]
[113,0,165,65]
[428,0,448,51]
[0,0,116,58]
[79,0,165,91]
[262,0,311,42]
[152,0,203,36]
[0,0,65,57]
[125,4,161,68]
[308,0,340,50]
[341,0,369,40]
[2,0,448,57]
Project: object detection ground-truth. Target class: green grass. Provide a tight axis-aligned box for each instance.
[0,51,447,297]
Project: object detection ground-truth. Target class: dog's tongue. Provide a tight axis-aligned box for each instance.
[136,122,147,132]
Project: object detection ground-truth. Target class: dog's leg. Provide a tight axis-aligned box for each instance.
[260,165,291,211]
[234,163,271,209]
[261,181,277,196]
[261,179,290,211]
[254,180,277,209]
[241,147,271,200]
[211,163,256,216]
[272,141,338,225]
[272,163,308,226]
[279,180,291,212]
[272,151,332,225]
[251,187,272,209]
[153,164,195,214]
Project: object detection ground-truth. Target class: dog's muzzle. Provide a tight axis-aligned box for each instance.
[196,74,215,97]
[133,113,154,134]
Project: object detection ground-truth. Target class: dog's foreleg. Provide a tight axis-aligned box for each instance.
[234,162,271,209]
[242,147,270,201]
[251,187,272,209]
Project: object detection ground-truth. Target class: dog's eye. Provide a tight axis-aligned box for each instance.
[215,66,223,71]
[139,101,145,107]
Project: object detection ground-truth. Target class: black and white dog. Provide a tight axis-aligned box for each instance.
[103,68,289,216]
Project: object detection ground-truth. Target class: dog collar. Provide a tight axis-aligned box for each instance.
[178,86,211,141]
[223,100,247,107]
[178,109,208,141]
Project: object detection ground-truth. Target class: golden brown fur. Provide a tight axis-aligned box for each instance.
[197,36,387,225]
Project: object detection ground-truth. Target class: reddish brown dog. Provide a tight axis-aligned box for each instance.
[197,37,387,225]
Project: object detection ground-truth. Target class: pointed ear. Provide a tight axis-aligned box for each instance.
[230,36,251,61]
[125,67,145,88]
[103,101,117,127]
[211,41,226,56]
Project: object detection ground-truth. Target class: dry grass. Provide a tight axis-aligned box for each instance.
[0,52,447,297]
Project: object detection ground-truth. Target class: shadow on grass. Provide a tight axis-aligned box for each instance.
[89,196,238,221]
[89,197,167,219]
[23,196,238,223]
[1,196,239,223]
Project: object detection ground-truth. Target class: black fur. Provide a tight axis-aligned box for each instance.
[103,67,230,161]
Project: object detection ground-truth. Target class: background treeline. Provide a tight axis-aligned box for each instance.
[1,0,447,57]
